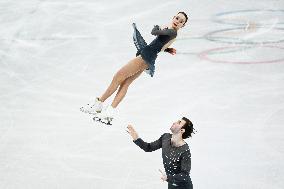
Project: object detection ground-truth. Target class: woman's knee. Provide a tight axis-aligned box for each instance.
[120,75,136,91]
[113,70,127,84]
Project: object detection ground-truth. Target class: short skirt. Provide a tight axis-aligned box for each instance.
[132,23,157,77]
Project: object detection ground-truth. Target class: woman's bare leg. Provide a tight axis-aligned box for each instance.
[99,56,148,102]
[111,70,143,108]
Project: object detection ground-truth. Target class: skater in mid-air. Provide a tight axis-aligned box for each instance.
[127,117,195,189]
[80,12,188,124]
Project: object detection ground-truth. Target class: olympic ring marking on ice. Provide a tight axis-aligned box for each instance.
[204,27,284,45]
[198,45,284,64]
[213,9,284,26]
[177,46,255,56]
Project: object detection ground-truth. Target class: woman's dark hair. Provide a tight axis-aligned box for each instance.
[178,11,188,25]
[181,117,195,139]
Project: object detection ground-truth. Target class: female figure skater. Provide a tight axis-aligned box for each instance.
[81,12,188,123]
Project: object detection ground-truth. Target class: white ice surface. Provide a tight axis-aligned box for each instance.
[1,0,284,188]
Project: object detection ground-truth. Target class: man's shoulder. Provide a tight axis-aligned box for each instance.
[183,144,191,155]
[162,132,171,136]
[161,133,172,139]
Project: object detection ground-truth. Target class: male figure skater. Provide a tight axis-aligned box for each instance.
[127,117,194,189]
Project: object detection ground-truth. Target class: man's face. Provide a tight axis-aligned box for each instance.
[171,13,187,30]
[170,119,186,134]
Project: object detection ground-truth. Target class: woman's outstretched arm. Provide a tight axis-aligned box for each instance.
[151,25,177,36]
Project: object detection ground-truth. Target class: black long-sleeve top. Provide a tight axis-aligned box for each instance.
[133,133,191,186]
[148,25,177,53]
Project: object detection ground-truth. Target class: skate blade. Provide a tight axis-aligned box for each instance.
[92,117,112,125]
[93,117,112,126]
[80,107,101,115]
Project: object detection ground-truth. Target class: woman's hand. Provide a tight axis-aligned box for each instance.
[166,48,176,55]
[160,25,168,30]
[126,125,139,141]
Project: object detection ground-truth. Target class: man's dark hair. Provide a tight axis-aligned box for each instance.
[181,117,195,139]
[178,11,188,25]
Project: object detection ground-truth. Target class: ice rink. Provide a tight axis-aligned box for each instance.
[1,0,284,188]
